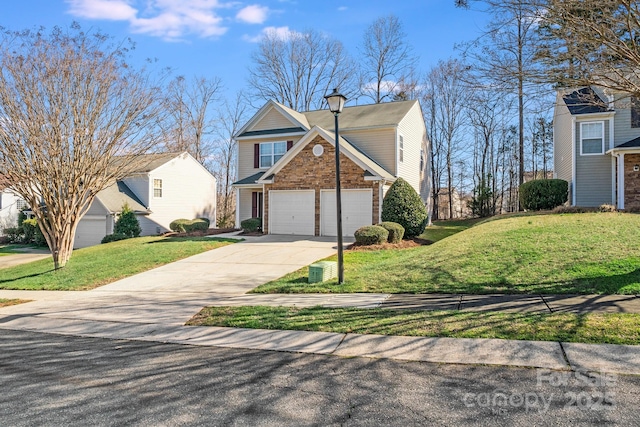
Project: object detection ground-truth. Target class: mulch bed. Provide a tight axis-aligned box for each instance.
[347,237,433,251]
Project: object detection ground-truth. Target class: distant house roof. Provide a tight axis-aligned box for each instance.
[113,152,182,174]
[95,181,149,214]
[563,87,609,115]
[303,100,417,130]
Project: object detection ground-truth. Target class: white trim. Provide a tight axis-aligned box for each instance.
[234,100,310,138]
[579,121,605,156]
[258,141,287,169]
[617,153,625,209]
[571,117,576,206]
[612,156,617,205]
[234,188,240,227]
[235,131,306,141]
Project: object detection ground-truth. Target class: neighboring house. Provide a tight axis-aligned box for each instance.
[74,152,216,248]
[554,86,640,209]
[0,176,28,232]
[232,100,430,236]
[436,188,470,219]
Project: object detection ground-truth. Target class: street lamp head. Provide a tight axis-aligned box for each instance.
[324,88,347,114]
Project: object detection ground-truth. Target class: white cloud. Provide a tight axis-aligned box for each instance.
[337,6,347,11]
[66,0,137,20]
[236,4,269,24]
[65,0,230,41]
[243,25,298,43]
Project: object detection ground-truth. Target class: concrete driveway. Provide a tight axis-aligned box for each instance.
[0,235,341,325]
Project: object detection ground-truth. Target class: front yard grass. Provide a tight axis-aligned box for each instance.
[253,212,640,295]
[0,298,30,307]
[0,246,24,256]
[0,236,237,291]
[187,306,640,345]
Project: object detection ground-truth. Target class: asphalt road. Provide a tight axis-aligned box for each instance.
[1,329,639,426]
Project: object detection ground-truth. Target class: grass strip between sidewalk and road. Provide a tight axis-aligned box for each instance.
[0,298,30,307]
[0,236,238,291]
[187,305,640,345]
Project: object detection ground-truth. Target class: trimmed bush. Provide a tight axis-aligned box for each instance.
[22,219,37,243]
[354,225,389,245]
[170,218,210,233]
[378,221,405,243]
[241,217,262,233]
[381,178,428,238]
[197,217,211,227]
[519,179,568,211]
[114,204,141,238]
[3,227,23,243]
[101,232,129,244]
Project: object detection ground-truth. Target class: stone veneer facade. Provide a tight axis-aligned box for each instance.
[263,135,380,235]
[624,153,640,209]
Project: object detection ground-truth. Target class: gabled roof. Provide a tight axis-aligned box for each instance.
[257,126,395,183]
[562,87,609,115]
[302,100,417,130]
[112,152,182,174]
[95,180,149,214]
[235,100,310,138]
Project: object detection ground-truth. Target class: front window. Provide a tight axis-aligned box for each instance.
[153,179,162,198]
[580,122,604,155]
[259,142,287,168]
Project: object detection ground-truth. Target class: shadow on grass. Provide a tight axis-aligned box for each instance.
[0,269,56,285]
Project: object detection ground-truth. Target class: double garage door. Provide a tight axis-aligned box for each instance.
[268,189,372,237]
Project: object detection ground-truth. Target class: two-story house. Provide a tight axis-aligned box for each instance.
[554,86,640,209]
[232,100,430,236]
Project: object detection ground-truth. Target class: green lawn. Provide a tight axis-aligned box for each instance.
[0,236,237,290]
[0,298,30,307]
[188,306,640,345]
[0,246,24,256]
[252,212,640,294]
[418,218,482,243]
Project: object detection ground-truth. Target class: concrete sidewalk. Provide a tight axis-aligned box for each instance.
[1,234,639,375]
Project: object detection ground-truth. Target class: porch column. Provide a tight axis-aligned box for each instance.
[617,153,625,209]
[234,188,241,228]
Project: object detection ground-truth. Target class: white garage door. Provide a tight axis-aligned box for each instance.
[269,190,315,235]
[74,216,107,249]
[321,189,373,237]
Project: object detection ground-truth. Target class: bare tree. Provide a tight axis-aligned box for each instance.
[213,92,249,228]
[0,24,165,269]
[457,0,546,196]
[359,15,418,103]
[247,29,357,111]
[161,75,222,167]
[536,0,640,97]
[426,59,469,219]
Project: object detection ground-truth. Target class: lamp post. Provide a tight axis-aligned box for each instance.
[324,88,347,284]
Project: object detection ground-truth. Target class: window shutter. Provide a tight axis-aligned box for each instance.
[254,144,259,168]
[287,140,293,151]
[251,192,258,218]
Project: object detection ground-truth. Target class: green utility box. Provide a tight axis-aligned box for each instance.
[308,261,338,283]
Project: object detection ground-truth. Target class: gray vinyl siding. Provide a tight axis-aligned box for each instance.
[340,128,396,176]
[574,120,613,206]
[613,96,640,146]
[553,93,573,184]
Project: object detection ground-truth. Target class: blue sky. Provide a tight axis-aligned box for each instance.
[3,1,490,99]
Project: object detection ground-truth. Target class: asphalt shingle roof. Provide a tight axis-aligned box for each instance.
[302,100,417,130]
[95,181,149,213]
[563,87,609,115]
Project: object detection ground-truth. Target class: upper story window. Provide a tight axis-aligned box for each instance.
[580,121,604,155]
[632,96,640,128]
[259,141,287,168]
[153,179,163,198]
[398,135,404,163]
